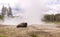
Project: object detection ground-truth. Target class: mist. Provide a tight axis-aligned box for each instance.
[0,0,55,25]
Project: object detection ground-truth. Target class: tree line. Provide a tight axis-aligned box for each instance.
[43,14,60,22]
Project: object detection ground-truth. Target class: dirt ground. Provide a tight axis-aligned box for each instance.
[0,24,60,37]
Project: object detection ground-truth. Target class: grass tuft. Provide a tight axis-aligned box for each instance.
[0,35,8,37]
[32,34,37,37]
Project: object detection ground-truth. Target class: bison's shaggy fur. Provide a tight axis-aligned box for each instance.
[17,22,27,28]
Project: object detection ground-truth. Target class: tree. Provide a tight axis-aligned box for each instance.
[43,14,55,22]
[55,14,60,22]
[7,6,13,17]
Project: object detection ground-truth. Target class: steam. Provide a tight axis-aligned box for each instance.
[0,0,57,25]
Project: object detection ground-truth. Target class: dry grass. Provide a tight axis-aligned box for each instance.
[0,25,60,37]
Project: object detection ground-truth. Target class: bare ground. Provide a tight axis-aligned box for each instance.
[0,24,60,37]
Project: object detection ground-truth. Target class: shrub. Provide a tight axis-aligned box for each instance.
[0,15,4,20]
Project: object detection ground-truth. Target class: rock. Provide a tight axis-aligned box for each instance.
[17,22,27,28]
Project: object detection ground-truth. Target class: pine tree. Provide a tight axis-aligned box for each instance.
[2,5,7,16]
[7,6,12,17]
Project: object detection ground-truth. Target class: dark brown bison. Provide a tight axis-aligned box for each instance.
[17,22,27,28]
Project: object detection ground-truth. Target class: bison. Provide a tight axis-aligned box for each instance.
[17,22,27,28]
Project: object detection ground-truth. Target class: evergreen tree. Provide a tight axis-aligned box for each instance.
[7,6,12,17]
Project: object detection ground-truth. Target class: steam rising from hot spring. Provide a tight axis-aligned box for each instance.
[0,0,48,25]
